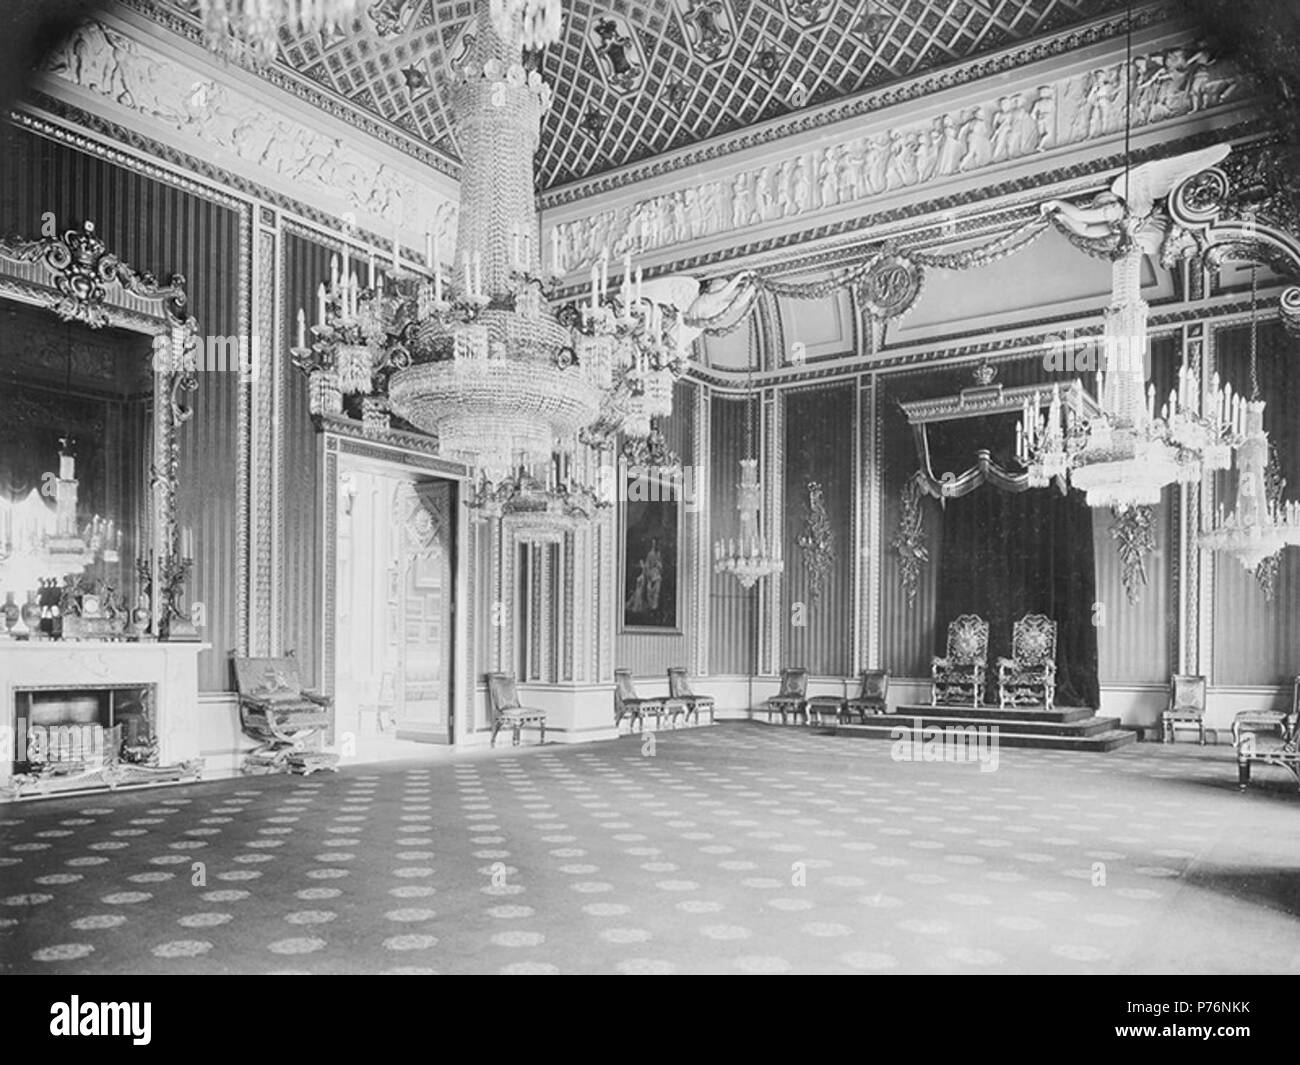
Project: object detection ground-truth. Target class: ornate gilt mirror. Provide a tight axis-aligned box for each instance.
[0,219,200,640]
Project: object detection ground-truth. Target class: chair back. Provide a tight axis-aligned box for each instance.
[232,655,304,699]
[946,615,989,665]
[778,668,809,698]
[1170,674,1207,713]
[614,669,639,703]
[667,667,694,698]
[487,673,521,713]
[1011,614,1056,665]
[858,669,889,701]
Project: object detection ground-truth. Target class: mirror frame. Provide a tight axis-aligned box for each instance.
[0,219,200,638]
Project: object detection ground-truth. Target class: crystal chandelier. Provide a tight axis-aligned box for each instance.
[1199,265,1300,571]
[196,0,362,66]
[714,367,782,588]
[293,2,692,507]
[490,0,562,49]
[0,439,120,598]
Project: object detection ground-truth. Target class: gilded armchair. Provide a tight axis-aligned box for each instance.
[997,614,1058,710]
[1232,677,1300,790]
[668,667,715,725]
[232,653,338,775]
[614,669,666,732]
[844,669,890,722]
[486,673,547,747]
[931,615,989,708]
[763,668,809,724]
[1162,674,1209,745]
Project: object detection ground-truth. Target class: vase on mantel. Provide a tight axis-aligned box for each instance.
[2,592,18,636]
[14,591,39,638]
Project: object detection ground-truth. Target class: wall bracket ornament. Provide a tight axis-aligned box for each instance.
[892,477,929,609]
[1109,504,1157,605]
[796,480,834,602]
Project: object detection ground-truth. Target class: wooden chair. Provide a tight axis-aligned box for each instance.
[668,667,715,725]
[997,613,1057,710]
[486,673,547,747]
[1232,677,1300,791]
[1162,674,1209,745]
[614,669,665,732]
[931,615,989,708]
[762,668,808,724]
[232,652,338,775]
[844,669,890,722]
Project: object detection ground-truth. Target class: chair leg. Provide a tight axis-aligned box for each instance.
[513,726,521,747]
[539,724,546,746]
[491,724,501,748]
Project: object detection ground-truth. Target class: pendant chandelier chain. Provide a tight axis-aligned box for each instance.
[1249,260,1261,401]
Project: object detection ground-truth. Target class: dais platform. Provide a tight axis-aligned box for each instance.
[832,703,1137,752]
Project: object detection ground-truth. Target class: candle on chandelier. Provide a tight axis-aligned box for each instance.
[622,252,632,296]
[297,308,307,349]
[635,266,644,307]
[463,258,473,298]
[590,264,599,311]
[317,283,327,327]
[511,225,520,269]
[1147,382,1156,423]
[368,251,376,290]
[330,254,339,291]
[433,232,443,302]
[600,249,609,300]
[425,230,433,270]
[1015,419,1024,460]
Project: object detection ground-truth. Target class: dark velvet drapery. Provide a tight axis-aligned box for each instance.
[925,413,1100,709]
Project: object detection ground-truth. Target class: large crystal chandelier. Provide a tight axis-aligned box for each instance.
[1031,144,1241,507]
[196,0,363,65]
[293,2,692,504]
[1199,265,1300,571]
[714,368,782,588]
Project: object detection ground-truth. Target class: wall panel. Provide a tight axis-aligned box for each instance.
[782,383,854,675]
[708,394,754,674]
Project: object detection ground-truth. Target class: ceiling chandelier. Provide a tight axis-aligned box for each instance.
[195,0,363,65]
[0,440,120,600]
[1029,0,1240,510]
[292,2,693,506]
[714,360,782,588]
[1199,264,1300,572]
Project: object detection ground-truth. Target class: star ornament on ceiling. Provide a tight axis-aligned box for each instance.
[580,106,609,139]
[402,62,431,100]
[853,4,893,44]
[664,78,691,112]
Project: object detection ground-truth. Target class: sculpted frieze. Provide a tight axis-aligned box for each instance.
[554,41,1245,272]
[42,19,456,240]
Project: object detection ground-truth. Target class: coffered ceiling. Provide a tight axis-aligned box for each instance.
[138,0,1133,190]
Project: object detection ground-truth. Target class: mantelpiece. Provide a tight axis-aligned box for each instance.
[0,641,208,800]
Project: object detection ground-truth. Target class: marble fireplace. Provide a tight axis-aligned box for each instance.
[0,642,208,800]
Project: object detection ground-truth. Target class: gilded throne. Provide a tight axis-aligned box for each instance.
[931,615,989,708]
[997,613,1058,710]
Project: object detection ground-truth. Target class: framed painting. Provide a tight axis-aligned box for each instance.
[619,473,682,633]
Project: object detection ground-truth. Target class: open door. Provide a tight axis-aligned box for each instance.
[391,479,454,743]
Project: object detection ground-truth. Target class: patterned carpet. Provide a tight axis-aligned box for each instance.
[2,723,1298,975]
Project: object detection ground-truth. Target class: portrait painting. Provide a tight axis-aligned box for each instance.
[620,478,681,632]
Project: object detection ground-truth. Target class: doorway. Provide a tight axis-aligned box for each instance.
[333,457,455,759]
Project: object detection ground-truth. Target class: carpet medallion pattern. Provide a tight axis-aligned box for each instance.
[1,724,1298,974]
